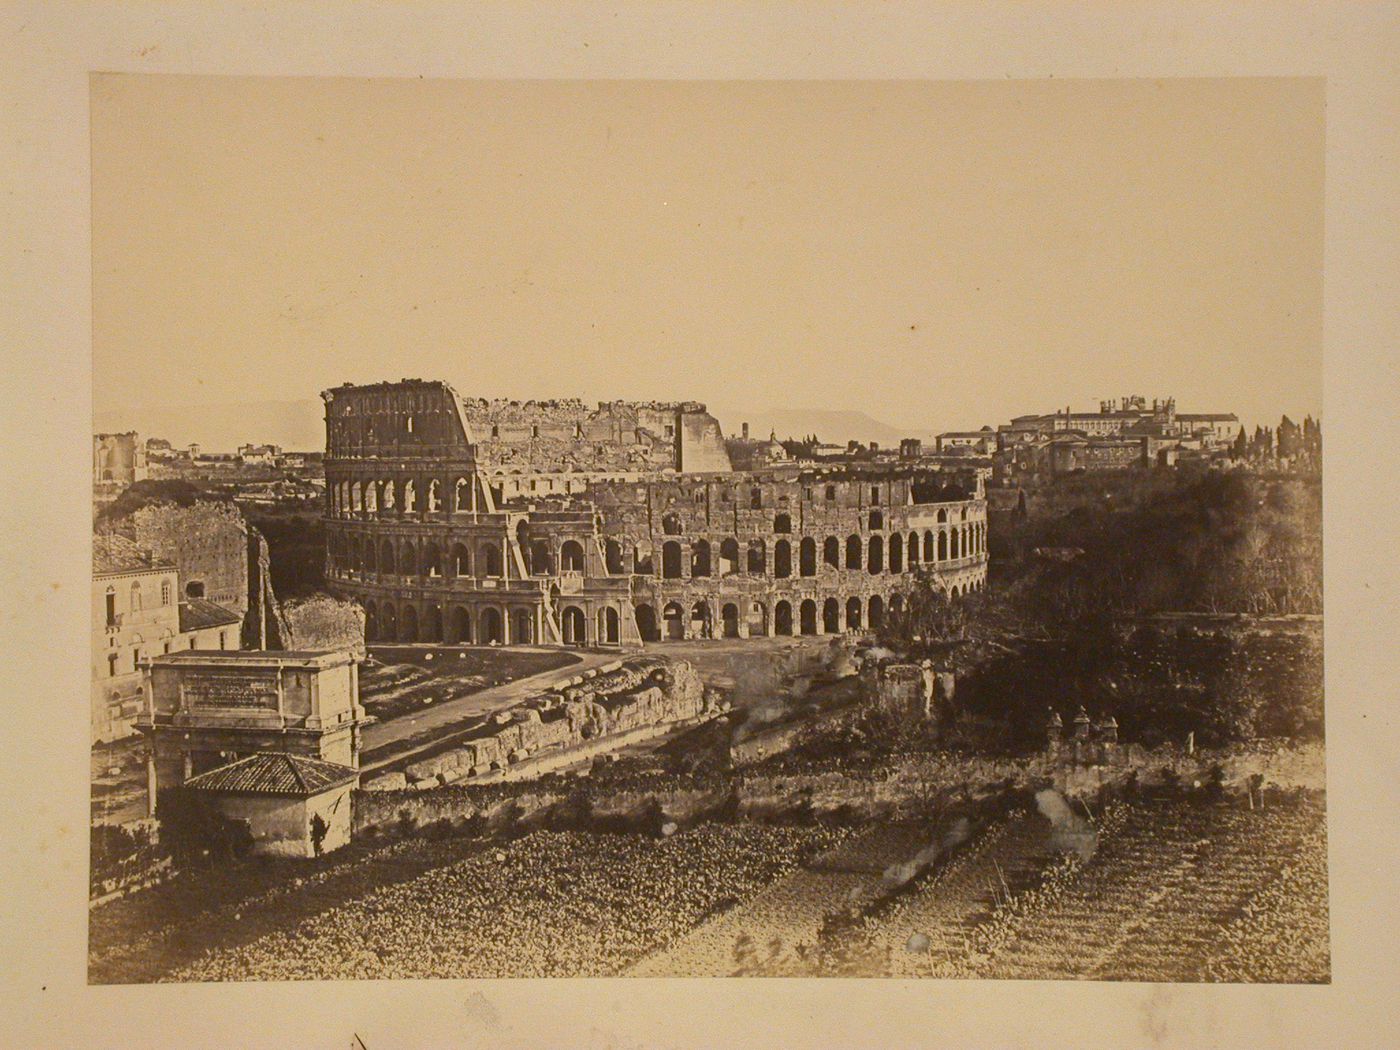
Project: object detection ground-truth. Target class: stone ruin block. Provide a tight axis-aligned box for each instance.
[363,772,407,791]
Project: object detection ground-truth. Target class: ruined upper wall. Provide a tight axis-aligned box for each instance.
[322,381,473,462]
[325,381,731,475]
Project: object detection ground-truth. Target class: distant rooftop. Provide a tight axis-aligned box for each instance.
[178,598,242,634]
[183,752,358,797]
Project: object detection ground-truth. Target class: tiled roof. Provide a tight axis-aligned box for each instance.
[93,533,166,575]
[184,752,359,796]
[178,598,243,633]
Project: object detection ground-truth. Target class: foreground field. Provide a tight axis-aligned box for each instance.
[162,825,847,980]
[790,794,1329,982]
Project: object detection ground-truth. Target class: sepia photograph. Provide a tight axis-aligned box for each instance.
[82,73,1330,985]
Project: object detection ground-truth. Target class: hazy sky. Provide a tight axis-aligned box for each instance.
[92,75,1323,431]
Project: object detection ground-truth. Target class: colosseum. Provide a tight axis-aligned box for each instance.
[323,380,988,648]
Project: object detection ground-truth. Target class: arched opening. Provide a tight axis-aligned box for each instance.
[691,539,711,578]
[513,608,535,645]
[455,477,469,512]
[661,512,683,536]
[363,600,378,641]
[379,540,396,576]
[869,510,883,530]
[403,479,417,513]
[560,540,585,573]
[719,538,740,576]
[823,536,840,569]
[604,539,625,575]
[661,541,683,579]
[908,532,920,566]
[868,534,884,575]
[599,606,620,645]
[951,528,961,559]
[846,596,862,630]
[634,604,659,642]
[424,605,443,642]
[690,601,711,639]
[382,480,396,511]
[185,581,205,599]
[799,537,817,577]
[480,607,504,644]
[747,539,766,575]
[924,530,934,561]
[400,605,419,642]
[351,481,362,512]
[823,597,841,634]
[868,595,884,630]
[773,513,792,534]
[846,534,862,570]
[382,604,398,641]
[450,606,471,644]
[421,542,441,578]
[561,606,585,645]
[774,600,793,636]
[721,603,740,638]
[774,539,792,578]
[938,531,948,561]
[481,543,502,577]
[451,543,471,578]
[662,601,686,641]
[365,482,378,513]
[747,601,768,637]
[937,508,948,524]
[799,599,818,635]
[426,479,441,513]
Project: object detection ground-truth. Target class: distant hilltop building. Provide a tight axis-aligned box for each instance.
[321,379,988,649]
[94,432,147,487]
[991,396,1241,485]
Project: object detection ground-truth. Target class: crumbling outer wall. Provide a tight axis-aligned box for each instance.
[122,501,250,617]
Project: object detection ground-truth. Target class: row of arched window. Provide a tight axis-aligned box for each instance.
[330,476,472,517]
[361,598,622,647]
[659,506,978,537]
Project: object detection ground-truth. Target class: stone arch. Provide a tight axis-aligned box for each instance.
[363,600,378,641]
[721,602,740,638]
[513,607,535,645]
[400,604,419,642]
[381,603,397,641]
[479,606,504,644]
[868,595,884,630]
[661,540,684,579]
[662,601,686,640]
[450,543,471,577]
[450,605,472,643]
[823,536,841,569]
[604,538,626,575]
[747,601,768,637]
[480,542,502,577]
[365,481,378,513]
[867,534,884,574]
[424,605,444,642]
[379,539,396,576]
[889,532,904,573]
[846,596,862,630]
[384,479,397,511]
[427,479,441,513]
[938,531,948,561]
[421,542,441,578]
[799,537,817,577]
[599,606,621,645]
[455,477,470,512]
[561,605,587,644]
[846,534,862,570]
[774,600,793,636]
[351,481,362,512]
[823,597,841,633]
[923,530,934,561]
[937,508,948,523]
[774,539,792,578]
[690,600,711,639]
[691,539,712,578]
[634,603,659,642]
[719,537,740,576]
[774,512,792,534]
[747,538,766,575]
[403,479,417,513]
[799,599,818,635]
[560,539,585,573]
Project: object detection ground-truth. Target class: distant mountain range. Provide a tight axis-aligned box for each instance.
[94,398,945,452]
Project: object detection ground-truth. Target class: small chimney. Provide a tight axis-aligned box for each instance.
[1046,709,1063,747]
[741,422,749,440]
[1096,715,1119,745]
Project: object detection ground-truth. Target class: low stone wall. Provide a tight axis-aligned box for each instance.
[365,656,719,790]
